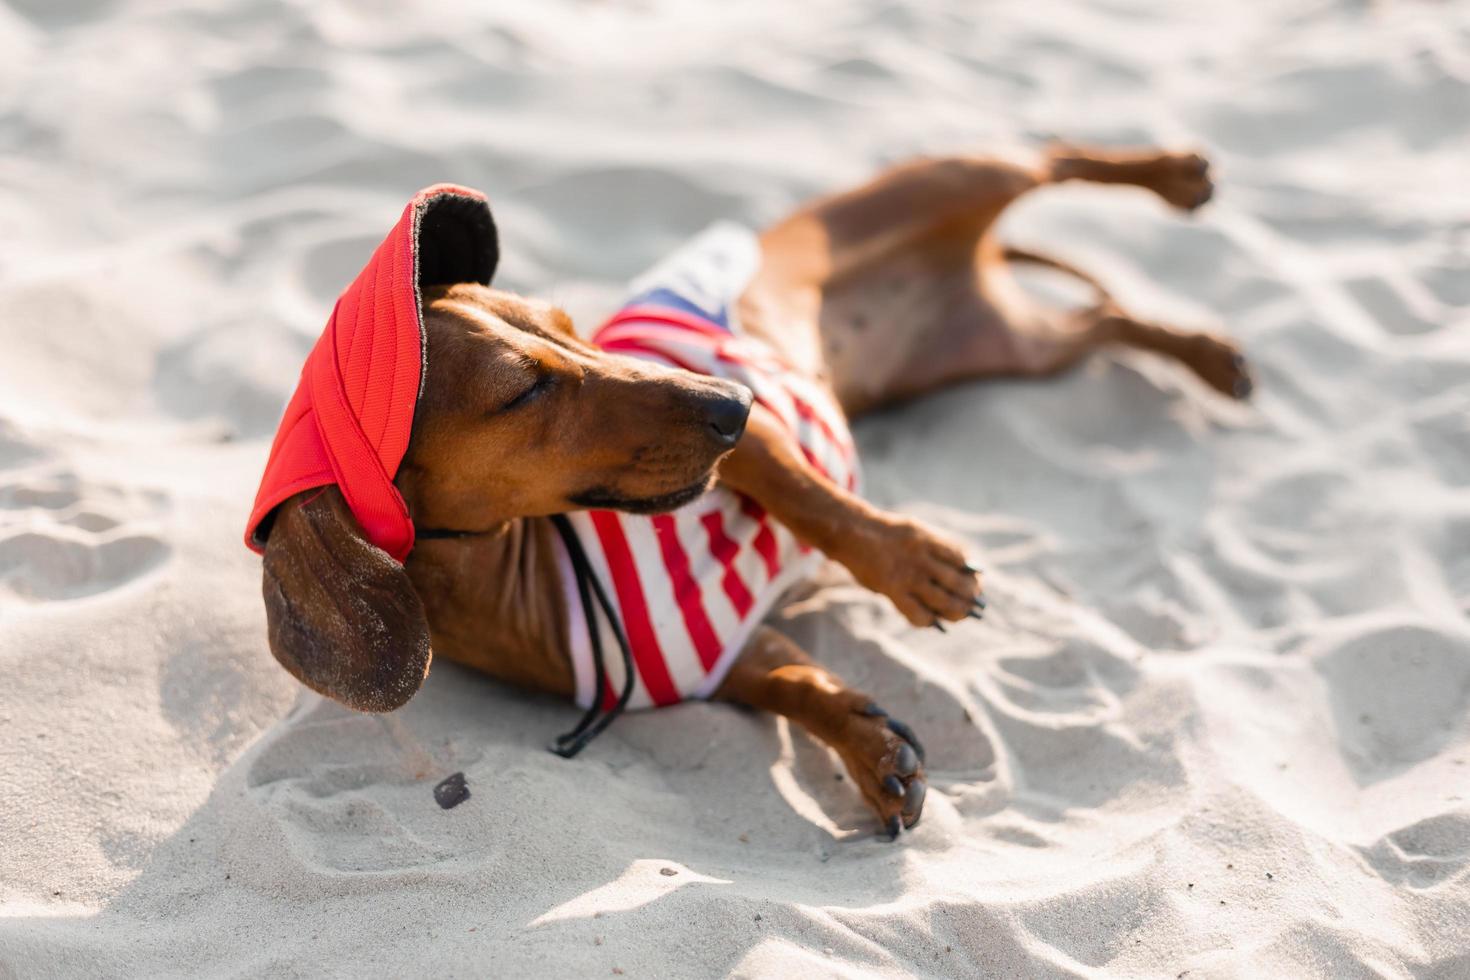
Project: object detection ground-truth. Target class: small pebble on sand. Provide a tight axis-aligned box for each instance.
[433,772,470,810]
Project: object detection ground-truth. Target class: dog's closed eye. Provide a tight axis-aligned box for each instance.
[501,373,550,412]
[494,358,552,414]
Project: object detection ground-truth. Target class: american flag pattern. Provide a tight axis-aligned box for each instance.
[556,224,860,710]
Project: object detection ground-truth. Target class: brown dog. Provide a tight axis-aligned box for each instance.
[259,145,1248,838]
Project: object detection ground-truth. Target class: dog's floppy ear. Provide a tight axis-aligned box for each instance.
[260,486,431,712]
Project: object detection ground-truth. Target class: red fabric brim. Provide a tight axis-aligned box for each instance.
[244,184,497,562]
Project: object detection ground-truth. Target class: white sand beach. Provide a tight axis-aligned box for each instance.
[2,0,1469,976]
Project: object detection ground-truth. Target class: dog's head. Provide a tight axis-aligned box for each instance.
[258,215,751,713]
[400,284,751,529]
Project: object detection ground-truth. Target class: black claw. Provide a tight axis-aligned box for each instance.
[885,814,903,840]
[973,595,987,611]
[1192,155,1210,177]
[861,702,888,718]
[903,780,927,824]
[887,718,927,764]
[963,562,981,575]
[933,620,947,633]
[883,775,905,797]
[1233,376,1253,399]
[967,609,985,621]
[895,743,919,777]
[1231,353,1247,370]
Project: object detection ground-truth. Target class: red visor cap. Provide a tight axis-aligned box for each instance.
[244,185,499,562]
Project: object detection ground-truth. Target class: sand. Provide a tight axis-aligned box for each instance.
[2,0,1469,976]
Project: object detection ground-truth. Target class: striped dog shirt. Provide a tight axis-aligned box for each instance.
[557,224,860,711]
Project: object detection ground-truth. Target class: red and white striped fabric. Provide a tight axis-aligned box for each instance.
[556,225,859,711]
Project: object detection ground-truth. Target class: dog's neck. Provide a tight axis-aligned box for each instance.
[402,514,577,697]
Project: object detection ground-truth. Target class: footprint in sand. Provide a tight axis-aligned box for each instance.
[1315,623,1470,782]
[1359,810,1470,890]
[244,702,468,874]
[0,466,170,602]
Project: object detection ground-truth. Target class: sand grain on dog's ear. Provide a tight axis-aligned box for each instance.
[2,0,1469,977]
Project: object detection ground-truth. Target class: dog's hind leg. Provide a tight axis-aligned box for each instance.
[1001,248,1254,399]
[745,154,1046,385]
[1100,306,1254,399]
[714,626,928,839]
[787,145,1249,411]
[986,146,1251,397]
[1045,144,1216,211]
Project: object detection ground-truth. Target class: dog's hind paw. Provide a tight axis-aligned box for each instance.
[1182,334,1254,400]
[1150,152,1214,212]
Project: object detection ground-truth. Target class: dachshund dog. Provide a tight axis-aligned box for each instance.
[256,144,1248,838]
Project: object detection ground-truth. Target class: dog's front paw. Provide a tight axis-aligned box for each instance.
[842,515,983,630]
[834,701,928,840]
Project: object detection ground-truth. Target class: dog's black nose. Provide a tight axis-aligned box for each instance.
[705,390,751,446]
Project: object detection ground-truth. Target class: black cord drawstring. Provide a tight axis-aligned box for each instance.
[547,514,636,757]
[554,542,608,746]
[415,518,635,757]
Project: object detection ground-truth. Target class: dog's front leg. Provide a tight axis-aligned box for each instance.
[718,403,984,629]
[714,625,927,837]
